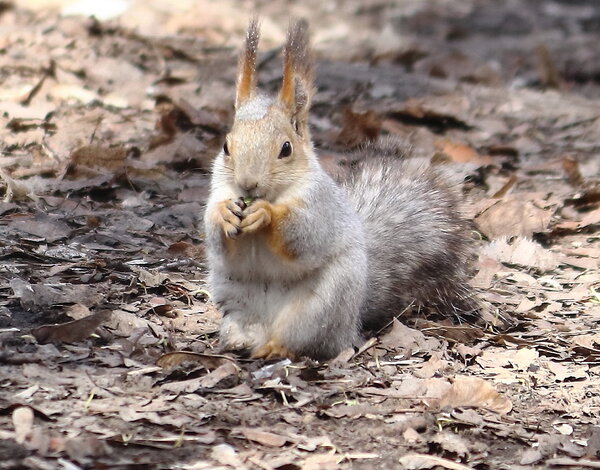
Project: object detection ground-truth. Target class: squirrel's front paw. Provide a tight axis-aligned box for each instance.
[214,199,244,238]
[240,200,272,235]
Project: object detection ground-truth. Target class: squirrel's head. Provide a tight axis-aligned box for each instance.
[219,19,315,201]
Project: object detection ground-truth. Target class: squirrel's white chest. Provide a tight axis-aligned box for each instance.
[223,236,300,282]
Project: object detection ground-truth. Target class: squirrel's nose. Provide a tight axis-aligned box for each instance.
[236,177,259,192]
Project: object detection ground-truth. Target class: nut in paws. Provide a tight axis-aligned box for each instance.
[240,200,272,234]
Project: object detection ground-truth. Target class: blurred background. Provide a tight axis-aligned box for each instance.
[7,0,600,95]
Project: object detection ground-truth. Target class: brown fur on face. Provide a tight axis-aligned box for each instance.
[223,99,311,202]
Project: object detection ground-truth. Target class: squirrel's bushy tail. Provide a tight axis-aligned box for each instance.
[341,141,478,331]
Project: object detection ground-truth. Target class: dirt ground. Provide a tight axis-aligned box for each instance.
[0,0,599,469]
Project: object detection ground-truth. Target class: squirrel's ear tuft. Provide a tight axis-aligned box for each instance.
[236,18,260,109]
[279,19,314,134]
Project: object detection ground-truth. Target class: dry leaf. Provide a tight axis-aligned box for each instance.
[301,453,340,470]
[546,362,588,382]
[157,351,235,370]
[475,199,553,239]
[13,406,34,444]
[11,279,104,310]
[476,348,538,371]
[68,145,128,176]
[431,432,469,458]
[510,348,539,371]
[336,107,381,148]
[482,237,558,272]
[435,138,491,164]
[11,213,72,242]
[160,361,240,393]
[237,428,288,447]
[31,310,111,344]
[438,376,512,414]
[379,320,441,353]
[211,443,247,469]
[562,157,585,187]
[415,320,484,343]
[414,353,444,379]
[399,453,473,470]
[386,100,471,133]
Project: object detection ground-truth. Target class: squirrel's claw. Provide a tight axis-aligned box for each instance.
[216,199,243,238]
[226,199,244,218]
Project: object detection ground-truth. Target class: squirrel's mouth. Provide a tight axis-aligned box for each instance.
[239,188,265,200]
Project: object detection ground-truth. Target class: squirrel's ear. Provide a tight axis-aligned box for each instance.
[279,19,314,134]
[235,18,260,109]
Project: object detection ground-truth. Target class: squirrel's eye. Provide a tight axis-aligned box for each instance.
[223,141,230,156]
[279,141,292,159]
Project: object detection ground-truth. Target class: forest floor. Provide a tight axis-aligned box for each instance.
[0,0,599,469]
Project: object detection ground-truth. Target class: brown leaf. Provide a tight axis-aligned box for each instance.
[157,351,235,370]
[301,453,341,470]
[482,237,558,272]
[379,320,441,354]
[476,347,538,371]
[336,107,381,148]
[148,109,177,150]
[475,199,553,239]
[386,100,472,133]
[546,362,588,382]
[211,443,245,468]
[414,353,445,379]
[431,432,469,458]
[11,279,104,311]
[13,406,34,444]
[414,320,484,343]
[435,139,491,164]
[160,361,240,393]
[580,207,600,228]
[31,310,111,344]
[399,453,473,470]
[535,44,564,89]
[491,174,518,198]
[438,376,512,414]
[236,428,289,447]
[167,241,196,257]
[562,157,585,188]
[65,303,91,320]
[11,213,71,242]
[142,132,207,166]
[565,189,600,208]
[69,144,128,175]
[174,98,224,131]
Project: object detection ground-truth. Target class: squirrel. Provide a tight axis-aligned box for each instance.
[203,19,477,361]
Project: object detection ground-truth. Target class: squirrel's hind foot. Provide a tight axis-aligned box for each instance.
[251,339,297,361]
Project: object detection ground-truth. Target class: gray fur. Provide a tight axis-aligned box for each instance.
[341,142,478,331]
